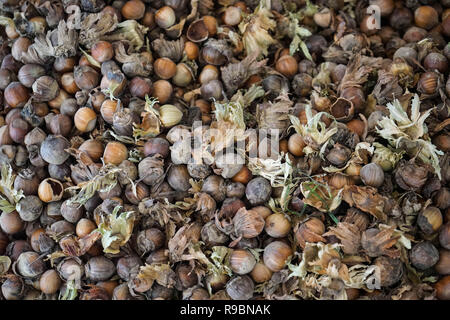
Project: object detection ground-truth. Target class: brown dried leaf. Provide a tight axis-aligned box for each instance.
[338,54,382,93]
[168,222,202,262]
[342,185,389,222]
[136,263,177,288]
[59,231,102,257]
[256,91,293,137]
[79,12,118,49]
[221,52,267,94]
[361,226,400,258]
[323,222,361,255]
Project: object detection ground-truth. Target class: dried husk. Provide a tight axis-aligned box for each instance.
[152,37,185,63]
[221,52,267,95]
[361,227,401,258]
[113,41,153,77]
[96,205,136,254]
[256,92,293,138]
[79,12,118,49]
[323,222,361,255]
[238,0,276,57]
[342,185,389,222]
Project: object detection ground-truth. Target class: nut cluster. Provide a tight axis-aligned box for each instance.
[0,0,449,301]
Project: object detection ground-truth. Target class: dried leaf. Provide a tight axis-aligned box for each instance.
[361,226,401,258]
[342,185,389,222]
[376,94,444,178]
[0,256,11,275]
[239,0,276,57]
[136,263,177,288]
[323,222,361,255]
[289,105,337,155]
[300,177,342,213]
[79,12,118,49]
[65,164,123,206]
[0,164,24,206]
[256,92,294,137]
[97,206,136,254]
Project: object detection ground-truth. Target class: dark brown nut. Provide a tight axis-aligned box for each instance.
[61,200,85,224]
[40,135,70,165]
[16,196,43,222]
[263,241,292,272]
[410,241,439,270]
[202,175,227,202]
[201,221,229,247]
[116,255,143,282]
[136,228,165,255]
[245,177,271,206]
[226,275,254,300]
[85,256,116,282]
[15,251,46,278]
[373,256,403,287]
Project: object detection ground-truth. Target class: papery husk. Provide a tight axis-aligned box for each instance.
[238,0,276,57]
[337,53,382,94]
[289,242,380,294]
[196,192,216,222]
[361,226,401,258]
[256,91,294,138]
[211,99,247,154]
[312,63,333,92]
[323,222,361,255]
[135,263,177,288]
[288,242,342,278]
[139,199,186,241]
[231,207,265,240]
[391,283,436,300]
[322,45,351,64]
[372,70,403,105]
[59,232,102,257]
[202,38,234,63]
[0,256,11,275]
[152,36,185,63]
[255,269,298,299]
[300,176,342,213]
[342,185,389,222]
[198,0,214,15]
[34,0,64,28]
[65,164,123,206]
[97,205,136,254]
[18,32,54,65]
[168,222,202,262]
[113,41,153,77]
[0,164,24,211]
[221,52,267,95]
[376,94,444,179]
[79,11,118,49]
[133,97,161,141]
[102,20,148,51]
[289,105,337,156]
[247,153,293,188]
[371,142,404,171]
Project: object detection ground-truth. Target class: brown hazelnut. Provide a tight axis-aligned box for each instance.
[263,241,293,272]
